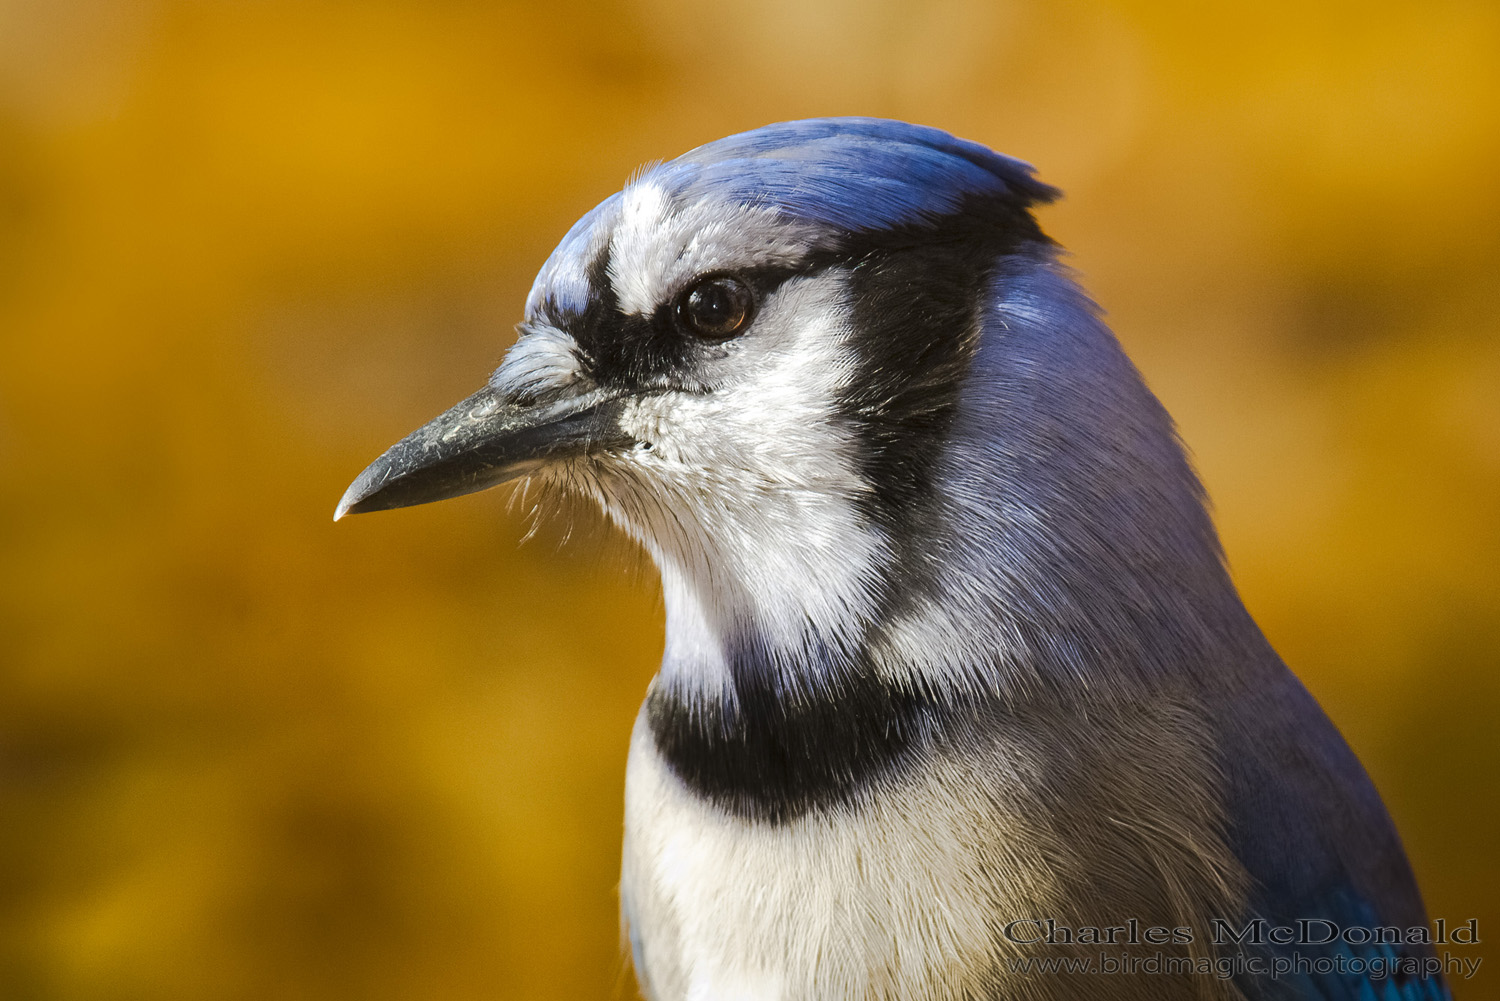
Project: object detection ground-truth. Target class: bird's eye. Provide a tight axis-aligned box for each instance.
[677,275,754,340]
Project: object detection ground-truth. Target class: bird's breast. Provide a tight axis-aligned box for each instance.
[619,688,1258,1001]
[619,707,1034,1001]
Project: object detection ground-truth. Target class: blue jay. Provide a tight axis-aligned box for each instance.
[337,119,1448,1001]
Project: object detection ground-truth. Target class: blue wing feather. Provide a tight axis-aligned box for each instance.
[1233,885,1452,1001]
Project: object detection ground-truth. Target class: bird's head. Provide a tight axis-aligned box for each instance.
[338,118,1227,689]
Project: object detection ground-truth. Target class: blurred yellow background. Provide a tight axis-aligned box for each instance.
[0,0,1496,998]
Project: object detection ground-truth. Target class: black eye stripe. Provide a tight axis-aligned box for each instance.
[557,241,695,390]
[561,258,809,389]
[550,193,1047,395]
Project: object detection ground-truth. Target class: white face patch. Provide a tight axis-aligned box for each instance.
[487,323,585,402]
[607,181,827,317]
[549,270,890,700]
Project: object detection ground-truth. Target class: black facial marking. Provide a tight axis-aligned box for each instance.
[548,240,801,392]
[642,197,1051,824]
[835,205,1047,598]
[645,636,946,824]
[553,241,695,391]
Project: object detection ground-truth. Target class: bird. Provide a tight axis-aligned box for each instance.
[335,118,1450,1001]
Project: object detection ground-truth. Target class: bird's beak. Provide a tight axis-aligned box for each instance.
[333,385,631,520]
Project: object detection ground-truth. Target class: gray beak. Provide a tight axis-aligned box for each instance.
[334,385,632,520]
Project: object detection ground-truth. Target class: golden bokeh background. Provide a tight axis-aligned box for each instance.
[1,1,1497,998]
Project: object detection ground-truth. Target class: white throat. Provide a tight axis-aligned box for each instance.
[565,272,894,703]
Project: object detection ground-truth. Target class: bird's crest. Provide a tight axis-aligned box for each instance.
[639,117,1060,236]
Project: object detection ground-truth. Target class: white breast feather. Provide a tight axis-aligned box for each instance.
[621,718,1048,1001]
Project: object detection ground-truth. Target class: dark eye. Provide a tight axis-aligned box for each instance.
[677,275,755,339]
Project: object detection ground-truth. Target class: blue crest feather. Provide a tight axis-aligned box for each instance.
[644,117,1059,234]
